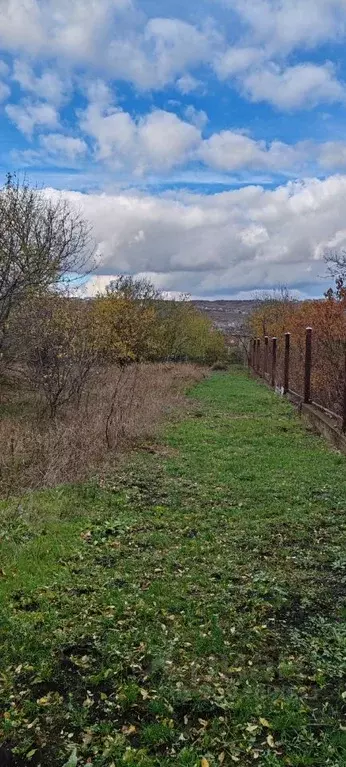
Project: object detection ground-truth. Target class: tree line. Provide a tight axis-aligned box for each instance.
[0,175,226,417]
[248,255,346,414]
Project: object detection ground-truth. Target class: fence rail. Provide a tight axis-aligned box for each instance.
[249,327,346,435]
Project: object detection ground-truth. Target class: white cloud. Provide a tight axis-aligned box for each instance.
[13,60,68,105]
[0,0,44,54]
[39,133,88,160]
[104,17,215,90]
[142,18,213,87]
[0,82,10,102]
[199,130,305,172]
[0,0,133,58]
[243,62,345,109]
[176,74,203,94]
[0,1,214,91]
[5,100,59,137]
[11,133,88,167]
[214,47,264,79]
[318,141,346,169]
[184,105,208,130]
[81,90,338,176]
[80,99,201,173]
[138,110,201,170]
[0,59,10,102]
[75,91,346,176]
[228,0,346,55]
[45,174,346,295]
[1,0,346,113]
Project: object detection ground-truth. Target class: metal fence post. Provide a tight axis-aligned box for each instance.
[252,338,256,368]
[271,337,277,388]
[304,327,312,404]
[342,342,346,433]
[264,336,269,375]
[284,332,290,394]
[256,338,261,373]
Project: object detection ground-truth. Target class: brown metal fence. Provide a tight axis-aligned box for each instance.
[249,328,346,434]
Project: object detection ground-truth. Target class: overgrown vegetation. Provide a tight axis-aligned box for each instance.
[1,371,346,766]
[0,363,205,496]
[0,177,226,495]
[249,284,346,414]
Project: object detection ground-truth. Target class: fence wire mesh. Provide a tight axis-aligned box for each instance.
[249,329,346,428]
[310,335,344,416]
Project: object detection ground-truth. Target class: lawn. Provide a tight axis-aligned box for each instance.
[1,370,346,767]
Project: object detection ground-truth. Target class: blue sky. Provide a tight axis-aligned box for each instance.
[1,0,346,298]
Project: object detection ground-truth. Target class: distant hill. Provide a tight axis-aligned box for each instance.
[192,300,258,335]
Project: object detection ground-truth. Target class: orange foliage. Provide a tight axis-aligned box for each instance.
[250,297,346,414]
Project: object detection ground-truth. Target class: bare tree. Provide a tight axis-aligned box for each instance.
[12,292,98,417]
[324,250,346,300]
[0,174,94,351]
[324,248,346,280]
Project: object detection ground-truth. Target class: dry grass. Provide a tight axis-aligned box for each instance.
[0,362,205,496]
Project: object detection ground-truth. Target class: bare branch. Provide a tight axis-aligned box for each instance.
[0,174,94,351]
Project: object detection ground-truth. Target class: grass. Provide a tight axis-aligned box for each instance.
[1,369,346,767]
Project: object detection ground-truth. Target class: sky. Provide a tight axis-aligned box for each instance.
[1,1,346,298]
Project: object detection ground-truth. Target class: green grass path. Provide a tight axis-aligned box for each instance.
[1,370,346,767]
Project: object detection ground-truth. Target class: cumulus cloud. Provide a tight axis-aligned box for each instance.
[184,105,208,129]
[11,133,88,167]
[0,1,214,91]
[6,100,59,137]
[13,60,68,105]
[228,0,346,55]
[1,0,346,112]
[75,92,346,176]
[199,130,306,172]
[243,63,345,109]
[0,60,10,102]
[0,81,10,102]
[45,174,346,296]
[318,141,346,169]
[39,133,88,160]
[176,74,204,94]
[80,99,201,173]
[214,47,264,79]
[0,0,133,59]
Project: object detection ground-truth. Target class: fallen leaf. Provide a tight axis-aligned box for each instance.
[27,719,38,730]
[246,723,258,733]
[62,749,78,767]
[122,724,136,736]
[218,752,225,764]
[267,734,275,748]
[201,759,210,767]
[140,688,149,699]
[259,717,271,728]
